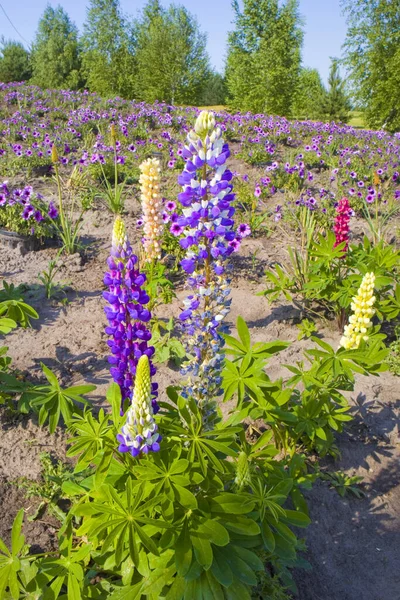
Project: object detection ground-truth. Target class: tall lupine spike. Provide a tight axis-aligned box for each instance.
[116,354,161,457]
[104,216,158,414]
[139,158,164,262]
[333,197,351,253]
[175,110,241,427]
[339,272,376,350]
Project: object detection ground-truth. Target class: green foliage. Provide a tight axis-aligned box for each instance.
[261,233,400,328]
[53,158,84,255]
[318,59,351,123]
[134,2,211,105]
[296,319,317,340]
[341,0,400,131]
[143,261,176,310]
[199,72,227,106]
[29,364,95,433]
[387,325,400,376]
[1,363,95,432]
[226,0,303,115]
[0,374,312,598]
[16,452,79,522]
[37,255,69,299]
[81,0,136,98]
[292,67,325,120]
[31,6,82,90]
[152,318,186,365]
[320,470,365,498]
[0,38,31,83]
[222,317,388,456]
[0,282,38,328]
[0,509,28,599]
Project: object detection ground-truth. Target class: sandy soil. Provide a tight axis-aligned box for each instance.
[0,193,399,600]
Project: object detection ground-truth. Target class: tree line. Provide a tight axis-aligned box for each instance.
[0,0,399,129]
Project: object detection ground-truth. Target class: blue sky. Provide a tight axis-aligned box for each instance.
[0,0,347,83]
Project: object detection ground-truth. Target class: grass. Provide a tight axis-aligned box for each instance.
[348,110,366,128]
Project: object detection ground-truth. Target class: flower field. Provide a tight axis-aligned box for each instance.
[0,82,399,599]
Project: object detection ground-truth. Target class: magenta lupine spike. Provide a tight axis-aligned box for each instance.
[333,197,351,253]
[103,216,158,415]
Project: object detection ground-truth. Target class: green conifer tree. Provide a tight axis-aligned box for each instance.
[318,59,351,123]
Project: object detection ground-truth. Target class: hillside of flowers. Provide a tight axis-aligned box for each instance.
[0,82,399,600]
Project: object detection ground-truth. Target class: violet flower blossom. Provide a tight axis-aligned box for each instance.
[103,216,158,415]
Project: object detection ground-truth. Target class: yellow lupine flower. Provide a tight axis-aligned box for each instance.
[112,215,127,249]
[139,158,163,262]
[339,272,376,350]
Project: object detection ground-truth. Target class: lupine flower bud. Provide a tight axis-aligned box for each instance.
[117,355,161,457]
[339,272,376,350]
[112,215,126,249]
[139,158,164,262]
[194,110,216,138]
[235,451,251,489]
[110,124,117,142]
[51,145,59,164]
[333,197,351,253]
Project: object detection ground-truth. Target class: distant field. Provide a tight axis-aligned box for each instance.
[198,106,367,128]
[348,110,366,128]
[197,105,228,111]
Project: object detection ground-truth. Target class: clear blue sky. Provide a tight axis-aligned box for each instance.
[0,0,347,83]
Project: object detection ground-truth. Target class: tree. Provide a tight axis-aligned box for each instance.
[0,38,31,83]
[31,6,82,90]
[200,72,227,107]
[134,2,211,105]
[292,67,326,119]
[81,0,136,98]
[341,0,400,131]
[318,59,351,123]
[226,0,303,115]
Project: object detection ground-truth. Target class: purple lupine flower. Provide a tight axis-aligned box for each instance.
[175,111,236,427]
[104,217,158,415]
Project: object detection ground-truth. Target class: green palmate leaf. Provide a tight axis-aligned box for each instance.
[0,509,26,600]
[107,582,143,600]
[283,510,311,528]
[0,317,17,335]
[191,534,213,570]
[237,316,251,350]
[210,494,255,515]
[175,522,192,577]
[211,547,234,587]
[261,521,275,553]
[225,579,251,600]
[201,571,225,600]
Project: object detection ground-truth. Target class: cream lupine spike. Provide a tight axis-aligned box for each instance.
[139,158,163,262]
[117,354,161,456]
[339,272,376,350]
